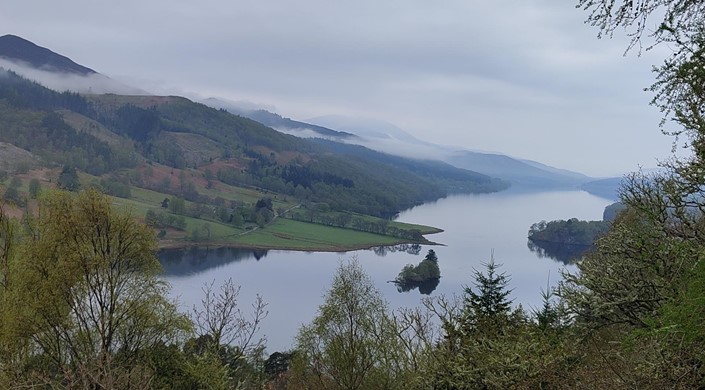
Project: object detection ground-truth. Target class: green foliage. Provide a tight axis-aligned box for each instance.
[463,256,513,330]
[169,196,186,215]
[28,178,40,199]
[0,189,190,388]
[394,249,441,294]
[2,186,21,206]
[293,258,408,389]
[424,257,579,389]
[99,176,132,198]
[602,201,626,222]
[0,73,128,172]
[56,165,80,191]
[529,218,610,246]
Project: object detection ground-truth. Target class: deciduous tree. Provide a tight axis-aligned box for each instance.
[3,189,189,388]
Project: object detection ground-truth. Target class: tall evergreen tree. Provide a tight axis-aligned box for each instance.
[463,255,513,329]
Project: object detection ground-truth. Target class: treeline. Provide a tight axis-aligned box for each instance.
[287,205,426,241]
[145,194,278,241]
[284,256,570,389]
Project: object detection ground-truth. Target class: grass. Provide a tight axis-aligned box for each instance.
[106,188,407,252]
[228,218,405,251]
[3,165,441,252]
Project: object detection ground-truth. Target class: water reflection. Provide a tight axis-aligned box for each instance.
[159,247,269,277]
[158,244,422,277]
[391,278,440,295]
[371,243,422,257]
[527,239,592,265]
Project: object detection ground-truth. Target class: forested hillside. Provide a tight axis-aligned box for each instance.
[0,69,506,219]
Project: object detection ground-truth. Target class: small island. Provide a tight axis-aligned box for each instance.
[528,218,610,246]
[392,249,441,294]
[527,217,611,263]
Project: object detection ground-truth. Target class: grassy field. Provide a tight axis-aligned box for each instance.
[232,218,405,251]
[104,186,433,252]
[1,166,442,252]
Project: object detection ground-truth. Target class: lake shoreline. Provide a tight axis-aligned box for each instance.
[155,216,445,253]
[156,236,444,253]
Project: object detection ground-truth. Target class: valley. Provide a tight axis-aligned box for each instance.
[0,53,484,251]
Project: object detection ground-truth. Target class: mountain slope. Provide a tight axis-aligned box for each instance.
[0,34,96,75]
[202,98,357,140]
[0,68,505,217]
[447,151,589,189]
[305,115,592,188]
[0,34,144,95]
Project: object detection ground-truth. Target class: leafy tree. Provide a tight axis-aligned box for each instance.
[190,278,268,387]
[8,177,21,189]
[293,258,407,389]
[1,189,189,388]
[169,196,186,215]
[424,249,438,263]
[2,186,21,206]
[28,178,40,199]
[57,165,80,191]
[394,249,441,295]
[428,256,570,389]
[553,2,705,385]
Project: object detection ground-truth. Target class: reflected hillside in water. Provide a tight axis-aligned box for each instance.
[158,247,270,277]
[158,244,422,277]
[527,240,592,265]
[370,243,422,257]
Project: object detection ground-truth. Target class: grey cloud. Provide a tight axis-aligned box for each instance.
[0,59,147,95]
[0,0,676,176]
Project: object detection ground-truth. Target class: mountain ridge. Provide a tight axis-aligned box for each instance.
[0,34,96,75]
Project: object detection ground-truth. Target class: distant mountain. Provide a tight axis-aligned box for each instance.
[308,115,421,143]
[306,115,592,189]
[447,151,590,189]
[580,177,623,200]
[0,34,144,95]
[202,98,357,140]
[518,159,590,181]
[0,34,96,75]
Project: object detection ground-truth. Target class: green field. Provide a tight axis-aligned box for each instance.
[232,218,405,251]
[104,186,439,252]
[2,167,442,252]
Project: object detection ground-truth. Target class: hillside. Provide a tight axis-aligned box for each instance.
[0,34,512,249]
[202,98,357,140]
[447,150,589,189]
[0,34,96,75]
[580,177,622,200]
[305,115,592,189]
[0,66,504,249]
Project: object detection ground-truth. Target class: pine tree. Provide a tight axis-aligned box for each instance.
[463,253,513,331]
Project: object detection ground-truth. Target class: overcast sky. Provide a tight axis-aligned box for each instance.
[1,0,680,177]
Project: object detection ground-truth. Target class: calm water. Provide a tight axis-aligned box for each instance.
[161,190,611,352]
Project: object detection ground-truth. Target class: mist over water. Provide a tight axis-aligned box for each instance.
[162,190,611,353]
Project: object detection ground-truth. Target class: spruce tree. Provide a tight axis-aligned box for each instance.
[463,254,513,331]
